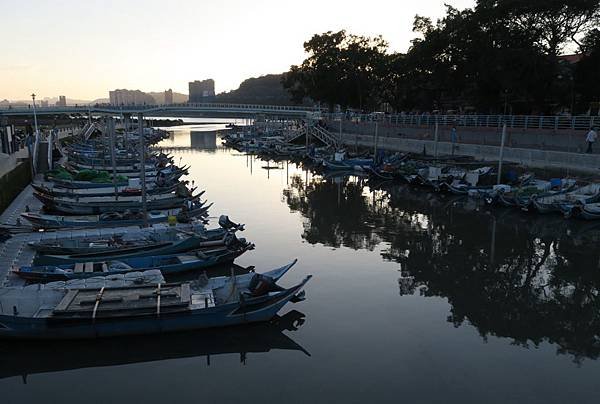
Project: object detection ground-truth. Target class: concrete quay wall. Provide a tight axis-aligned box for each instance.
[329,121,594,154]
[340,133,600,175]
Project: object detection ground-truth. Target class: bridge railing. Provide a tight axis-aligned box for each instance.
[0,103,321,114]
[327,113,600,131]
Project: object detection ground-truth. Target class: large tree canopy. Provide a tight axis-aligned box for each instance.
[284,1,600,114]
[282,30,389,111]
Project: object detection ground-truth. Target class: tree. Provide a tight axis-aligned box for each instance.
[476,0,600,57]
[284,1,600,113]
[282,31,389,111]
[575,29,600,112]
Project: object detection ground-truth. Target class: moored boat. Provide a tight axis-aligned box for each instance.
[16,243,254,282]
[0,262,310,339]
[20,203,212,229]
[533,183,600,214]
[33,190,201,215]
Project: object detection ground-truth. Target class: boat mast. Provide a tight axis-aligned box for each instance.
[108,117,118,198]
[138,112,148,227]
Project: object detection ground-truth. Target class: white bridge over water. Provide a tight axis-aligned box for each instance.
[0,103,320,119]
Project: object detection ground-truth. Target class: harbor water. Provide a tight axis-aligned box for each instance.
[3,123,600,403]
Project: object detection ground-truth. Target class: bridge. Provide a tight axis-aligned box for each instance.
[0,103,320,119]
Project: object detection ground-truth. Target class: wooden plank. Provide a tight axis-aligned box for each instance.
[54,290,79,312]
[180,284,191,304]
[92,287,105,320]
[156,283,161,316]
[74,263,84,273]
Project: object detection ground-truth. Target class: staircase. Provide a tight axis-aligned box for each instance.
[311,125,339,148]
[285,122,339,148]
[80,123,97,140]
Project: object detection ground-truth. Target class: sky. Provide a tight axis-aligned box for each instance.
[0,0,474,101]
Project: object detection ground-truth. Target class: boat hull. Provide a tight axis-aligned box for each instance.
[21,204,211,229]
[0,280,307,339]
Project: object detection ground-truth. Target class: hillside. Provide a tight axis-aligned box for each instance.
[216,74,300,105]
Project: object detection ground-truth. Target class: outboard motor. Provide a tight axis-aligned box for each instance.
[248,274,284,297]
[219,215,245,231]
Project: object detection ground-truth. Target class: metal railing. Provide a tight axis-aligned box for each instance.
[0,102,320,115]
[2,102,598,130]
[311,125,339,147]
[326,113,600,131]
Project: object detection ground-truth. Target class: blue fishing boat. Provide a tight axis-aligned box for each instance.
[32,231,246,266]
[0,262,311,339]
[16,243,253,282]
[28,224,236,255]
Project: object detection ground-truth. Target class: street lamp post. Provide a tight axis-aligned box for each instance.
[31,93,40,174]
[31,93,39,135]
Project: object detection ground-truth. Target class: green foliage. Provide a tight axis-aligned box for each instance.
[282,30,389,111]
[284,1,600,114]
[575,29,600,110]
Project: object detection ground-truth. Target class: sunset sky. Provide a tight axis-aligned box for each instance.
[0,0,474,101]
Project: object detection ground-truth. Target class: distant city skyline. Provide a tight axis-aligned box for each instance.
[0,0,474,101]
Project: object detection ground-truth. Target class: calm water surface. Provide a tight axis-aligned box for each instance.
[3,124,600,403]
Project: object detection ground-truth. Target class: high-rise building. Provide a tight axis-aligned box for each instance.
[109,89,155,106]
[41,100,49,107]
[164,89,173,105]
[56,95,67,107]
[188,79,215,103]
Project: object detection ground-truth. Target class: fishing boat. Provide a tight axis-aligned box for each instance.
[27,222,236,255]
[31,181,180,198]
[20,203,211,229]
[438,167,494,195]
[33,231,249,266]
[494,179,576,209]
[16,243,254,282]
[33,191,201,215]
[565,202,600,220]
[322,156,374,171]
[532,183,600,214]
[0,262,311,339]
[66,160,157,172]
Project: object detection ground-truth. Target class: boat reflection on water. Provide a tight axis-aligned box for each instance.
[284,173,600,363]
[190,131,217,150]
[0,310,308,383]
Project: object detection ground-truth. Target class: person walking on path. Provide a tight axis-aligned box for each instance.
[586,127,598,153]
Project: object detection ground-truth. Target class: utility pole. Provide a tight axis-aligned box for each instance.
[108,118,118,199]
[497,122,507,185]
[138,113,148,227]
[433,120,439,159]
[31,93,40,174]
[339,115,343,144]
[373,121,379,158]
